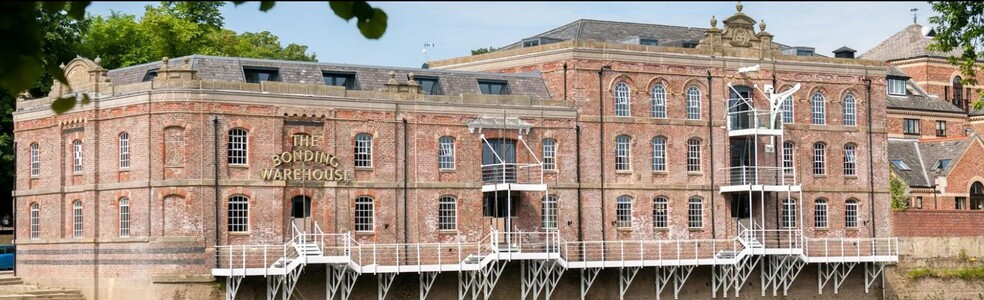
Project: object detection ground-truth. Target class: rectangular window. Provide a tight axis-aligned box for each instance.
[542,139,556,170]
[438,196,456,231]
[781,97,794,124]
[414,76,442,95]
[355,134,372,168]
[522,39,540,47]
[228,129,248,165]
[813,143,826,175]
[890,159,910,170]
[814,200,828,228]
[782,142,794,174]
[323,72,357,89]
[439,137,455,170]
[845,201,858,228]
[615,136,630,171]
[119,132,130,169]
[616,197,632,229]
[652,138,666,171]
[355,197,375,232]
[844,144,856,176]
[887,78,906,96]
[903,119,920,135]
[781,200,796,229]
[936,120,947,137]
[30,204,39,240]
[688,198,703,228]
[542,196,557,230]
[119,199,130,237]
[653,198,668,229]
[73,140,83,173]
[228,196,250,233]
[687,139,701,172]
[30,143,40,177]
[639,38,659,46]
[915,197,923,209]
[478,80,509,95]
[956,197,967,210]
[243,67,280,83]
[73,201,83,238]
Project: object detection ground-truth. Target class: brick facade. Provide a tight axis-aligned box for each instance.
[892,210,984,237]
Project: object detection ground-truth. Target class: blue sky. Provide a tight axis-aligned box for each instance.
[87,1,936,68]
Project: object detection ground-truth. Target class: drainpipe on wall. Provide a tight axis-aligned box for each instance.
[403,118,409,245]
[707,71,716,238]
[864,78,875,238]
[563,63,569,103]
[576,123,583,242]
[213,116,220,268]
[598,65,611,242]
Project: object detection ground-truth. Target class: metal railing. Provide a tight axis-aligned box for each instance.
[560,239,742,266]
[347,234,491,273]
[723,166,796,186]
[726,110,776,131]
[803,237,899,260]
[481,163,543,185]
[742,229,804,249]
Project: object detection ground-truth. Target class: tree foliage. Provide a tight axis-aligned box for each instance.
[889,169,910,211]
[928,1,984,109]
[471,47,498,55]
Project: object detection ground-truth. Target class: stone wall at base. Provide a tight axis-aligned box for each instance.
[884,237,984,300]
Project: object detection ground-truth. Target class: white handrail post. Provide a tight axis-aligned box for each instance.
[242,244,246,271]
[264,246,268,277]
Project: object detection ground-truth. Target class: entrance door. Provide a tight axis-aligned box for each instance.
[291,195,312,235]
[483,191,518,246]
[730,138,756,185]
[482,138,517,183]
[731,194,752,236]
[729,86,753,130]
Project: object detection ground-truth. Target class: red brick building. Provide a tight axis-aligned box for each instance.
[13,4,899,300]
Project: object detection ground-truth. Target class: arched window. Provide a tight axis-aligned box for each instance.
[615,135,631,171]
[355,133,373,168]
[686,86,701,120]
[228,195,249,233]
[845,199,859,228]
[811,92,826,125]
[119,132,130,169]
[439,136,455,170]
[814,199,828,228]
[971,182,984,210]
[439,196,457,231]
[687,138,701,172]
[844,143,857,176]
[954,76,964,107]
[30,143,39,177]
[542,139,556,171]
[72,140,83,173]
[542,195,557,230]
[651,84,666,118]
[782,142,795,174]
[616,196,632,228]
[228,129,248,165]
[688,197,703,228]
[843,94,856,126]
[781,199,796,229]
[781,95,794,124]
[652,137,666,172]
[614,82,630,117]
[30,203,40,240]
[73,200,83,238]
[355,196,374,232]
[653,197,668,229]
[813,142,826,175]
[119,198,131,237]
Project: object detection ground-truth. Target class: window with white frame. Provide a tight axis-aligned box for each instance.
[438,196,456,231]
[844,143,857,176]
[813,142,826,175]
[355,196,374,232]
[542,139,556,171]
[653,197,668,229]
[782,142,795,174]
[688,197,703,228]
[73,200,83,238]
[845,199,859,228]
[119,132,130,169]
[843,94,856,126]
[687,138,701,172]
[615,135,631,171]
[228,195,249,233]
[30,203,39,240]
[614,82,630,117]
[781,199,796,229]
[227,129,247,165]
[781,96,794,124]
[887,78,906,96]
[903,119,919,135]
[119,198,130,237]
[651,84,666,118]
[72,140,83,173]
[814,199,828,228]
[30,143,39,177]
[686,86,701,120]
[439,136,455,170]
[355,133,373,168]
[616,196,632,228]
[542,195,557,230]
[652,137,666,171]
[811,92,826,125]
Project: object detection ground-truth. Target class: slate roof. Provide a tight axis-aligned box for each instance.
[887,79,966,114]
[498,19,795,51]
[106,55,553,99]
[919,139,970,177]
[888,138,974,188]
[859,24,962,61]
[888,139,930,187]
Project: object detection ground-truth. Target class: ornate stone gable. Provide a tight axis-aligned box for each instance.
[697,2,779,59]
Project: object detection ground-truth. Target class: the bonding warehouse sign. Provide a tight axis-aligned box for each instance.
[260,134,351,182]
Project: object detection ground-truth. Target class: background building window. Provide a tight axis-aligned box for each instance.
[687,138,701,172]
[73,200,83,238]
[73,140,83,173]
[438,196,456,231]
[814,199,828,228]
[243,67,279,83]
[414,76,442,95]
[228,129,248,165]
[614,82,630,117]
[844,143,857,176]
[653,197,668,229]
[542,139,556,171]
[686,86,701,120]
[651,84,666,118]
[845,199,859,228]
[323,72,357,89]
[119,132,130,169]
[843,94,856,126]
[615,135,631,171]
[887,78,906,96]
[439,136,455,170]
[30,143,39,177]
[903,119,919,135]
[30,203,39,240]
[355,133,373,168]
[542,195,557,230]
[355,196,374,232]
[782,199,796,229]
[956,197,967,209]
[813,142,826,175]
[616,196,632,228]
[119,198,130,237]
[781,96,794,124]
[688,197,703,228]
[478,80,509,95]
[782,142,795,174]
[936,121,947,137]
[228,196,249,233]
[652,137,666,171]
[811,92,826,125]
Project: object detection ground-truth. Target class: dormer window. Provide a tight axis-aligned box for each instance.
[413,76,442,95]
[243,67,279,83]
[478,80,509,95]
[142,69,159,82]
[887,78,906,96]
[639,38,659,46]
[796,49,814,56]
[682,41,698,48]
[933,159,951,171]
[522,38,541,48]
[890,159,910,171]
[323,72,357,90]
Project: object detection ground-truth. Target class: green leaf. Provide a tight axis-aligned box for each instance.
[46,63,69,88]
[41,1,66,13]
[232,1,246,5]
[259,1,275,11]
[67,1,91,20]
[51,96,77,114]
[329,1,355,20]
[356,8,387,39]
